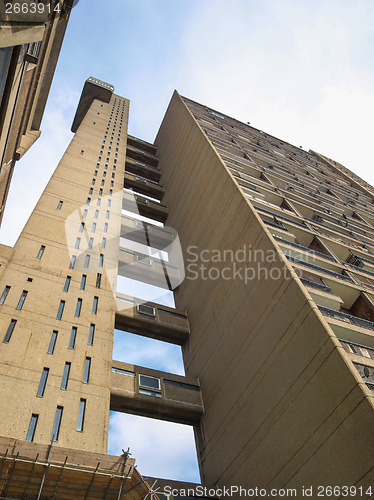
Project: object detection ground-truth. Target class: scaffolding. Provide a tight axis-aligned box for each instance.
[0,444,157,500]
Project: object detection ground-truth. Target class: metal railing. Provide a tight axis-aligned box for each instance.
[286,255,353,282]
[273,235,336,262]
[300,278,334,294]
[318,305,374,331]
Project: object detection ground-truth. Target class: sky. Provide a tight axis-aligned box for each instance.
[1,0,374,484]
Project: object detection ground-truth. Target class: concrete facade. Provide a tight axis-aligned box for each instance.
[0,79,374,497]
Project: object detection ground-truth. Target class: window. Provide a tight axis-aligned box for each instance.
[0,285,10,305]
[99,254,104,267]
[94,210,99,219]
[37,245,45,259]
[89,187,93,195]
[75,298,83,317]
[83,209,88,218]
[3,319,16,343]
[80,150,84,155]
[139,374,161,390]
[91,223,96,233]
[99,188,103,195]
[112,173,115,178]
[83,357,91,383]
[48,330,58,354]
[103,171,106,177]
[88,238,93,250]
[57,201,63,210]
[138,304,156,317]
[92,296,98,314]
[79,223,85,233]
[106,210,110,219]
[101,179,105,186]
[16,290,28,310]
[26,414,38,442]
[86,198,91,205]
[84,255,90,268]
[101,237,106,249]
[37,368,49,397]
[77,399,86,432]
[104,223,108,233]
[69,326,77,349]
[109,190,113,196]
[110,181,114,187]
[94,170,98,176]
[56,300,65,320]
[75,238,81,249]
[137,256,152,267]
[61,362,71,390]
[69,255,76,269]
[88,324,95,345]
[107,199,111,207]
[63,276,71,292]
[51,406,63,441]
[96,273,102,288]
[27,277,33,282]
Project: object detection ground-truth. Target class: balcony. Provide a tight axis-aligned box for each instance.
[121,216,175,250]
[300,277,334,294]
[126,135,157,156]
[122,191,168,223]
[110,361,204,424]
[124,172,164,200]
[286,255,353,283]
[340,339,374,361]
[126,144,159,168]
[353,363,374,393]
[125,158,161,182]
[118,248,181,289]
[115,294,189,345]
[318,305,374,332]
[273,235,336,262]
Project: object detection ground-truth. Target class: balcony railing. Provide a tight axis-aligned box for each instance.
[300,278,334,294]
[318,305,374,331]
[273,235,336,262]
[286,255,353,283]
[263,220,288,231]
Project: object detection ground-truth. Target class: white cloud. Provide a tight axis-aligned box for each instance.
[108,411,200,483]
[113,330,185,376]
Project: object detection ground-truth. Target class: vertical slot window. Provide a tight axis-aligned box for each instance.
[77,399,86,432]
[75,298,83,317]
[88,324,95,345]
[84,255,90,268]
[48,330,58,354]
[57,201,63,210]
[69,326,77,349]
[37,245,45,259]
[91,223,96,233]
[101,237,106,249]
[69,255,76,269]
[16,290,27,310]
[75,238,81,249]
[83,357,91,383]
[92,296,98,314]
[99,254,104,267]
[3,319,16,343]
[96,273,102,289]
[80,274,87,290]
[88,237,93,249]
[36,368,49,397]
[0,285,10,305]
[63,276,71,292]
[56,300,65,320]
[60,362,71,390]
[79,222,85,233]
[83,209,88,218]
[51,406,63,441]
[104,223,108,233]
[26,414,38,442]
